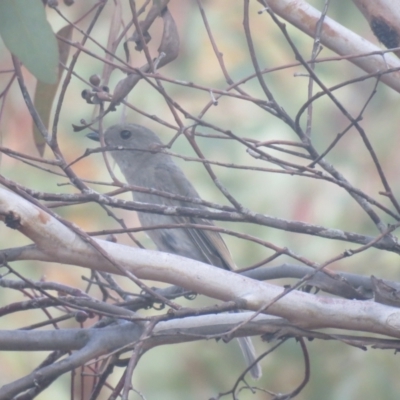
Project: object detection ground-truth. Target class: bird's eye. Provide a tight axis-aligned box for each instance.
[120,130,132,139]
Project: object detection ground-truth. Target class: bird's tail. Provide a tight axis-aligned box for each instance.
[236,336,262,379]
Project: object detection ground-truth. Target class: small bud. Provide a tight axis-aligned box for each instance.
[75,311,88,323]
[47,0,59,7]
[89,74,101,87]
[81,89,90,99]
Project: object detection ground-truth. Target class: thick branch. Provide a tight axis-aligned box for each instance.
[1,188,400,340]
[263,0,400,92]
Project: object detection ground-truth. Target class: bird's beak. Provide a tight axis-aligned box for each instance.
[86,132,100,142]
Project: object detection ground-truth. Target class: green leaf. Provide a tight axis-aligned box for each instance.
[0,0,58,84]
[33,25,73,156]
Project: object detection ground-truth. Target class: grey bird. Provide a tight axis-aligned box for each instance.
[87,123,261,379]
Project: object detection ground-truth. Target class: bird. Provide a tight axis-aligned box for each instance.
[87,123,261,379]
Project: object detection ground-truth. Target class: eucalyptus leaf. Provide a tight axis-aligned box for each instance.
[33,25,73,156]
[0,0,58,84]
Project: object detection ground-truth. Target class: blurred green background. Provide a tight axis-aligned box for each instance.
[1,0,400,399]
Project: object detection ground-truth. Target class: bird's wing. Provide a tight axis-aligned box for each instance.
[154,162,237,271]
[185,217,237,271]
